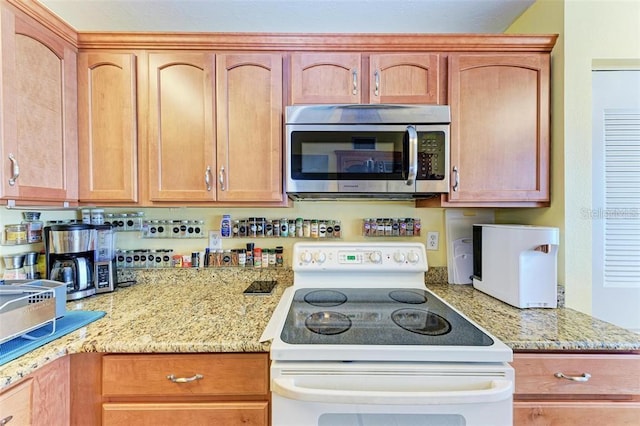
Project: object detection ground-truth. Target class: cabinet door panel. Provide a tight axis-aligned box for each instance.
[512,353,640,397]
[103,402,268,426]
[216,53,283,202]
[369,53,440,104]
[0,379,32,426]
[447,53,550,204]
[102,353,268,397]
[291,53,361,104]
[514,402,640,426]
[78,52,138,202]
[1,10,77,202]
[147,52,215,201]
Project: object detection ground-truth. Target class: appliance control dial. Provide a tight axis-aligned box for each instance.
[313,251,327,264]
[407,251,421,264]
[299,251,313,264]
[368,251,382,264]
[393,251,406,263]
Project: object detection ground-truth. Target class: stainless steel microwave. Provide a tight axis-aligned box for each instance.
[285,104,450,200]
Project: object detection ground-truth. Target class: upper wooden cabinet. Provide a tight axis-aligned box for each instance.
[145,51,284,205]
[216,53,283,203]
[290,52,361,104]
[290,52,441,105]
[443,53,550,206]
[0,3,78,204]
[369,53,441,104]
[147,52,217,202]
[77,52,138,203]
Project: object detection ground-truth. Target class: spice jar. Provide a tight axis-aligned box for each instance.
[4,224,27,244]
[22,212,43,243]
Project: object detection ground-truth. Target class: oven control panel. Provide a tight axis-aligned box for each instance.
[293,242,427,272]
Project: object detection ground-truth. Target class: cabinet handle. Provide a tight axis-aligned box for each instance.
[166,374,204,383]
[205,166,212,191]
[374,70,380,97]
[452,166,459,192]
[8,153,19,186]
[352,70,358,95]
[1,415,14,426]
[218,166,226,191]
[204,166,211,191]
[405,125,418,186]
[554,372,592,382]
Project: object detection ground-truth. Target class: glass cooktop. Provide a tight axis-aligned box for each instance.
[280,288,494,347]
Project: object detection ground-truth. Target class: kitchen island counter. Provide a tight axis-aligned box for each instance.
[2,268,639,390]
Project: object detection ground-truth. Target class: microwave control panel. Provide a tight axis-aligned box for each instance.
[417,132,446,180]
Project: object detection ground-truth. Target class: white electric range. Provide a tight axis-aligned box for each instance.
[261,242,514,426]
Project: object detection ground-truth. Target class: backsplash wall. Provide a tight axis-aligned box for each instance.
[0,201,453,273]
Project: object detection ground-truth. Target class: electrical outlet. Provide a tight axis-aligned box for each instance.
[427,231,439,251]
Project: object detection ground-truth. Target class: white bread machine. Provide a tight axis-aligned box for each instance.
[472,224,559,308]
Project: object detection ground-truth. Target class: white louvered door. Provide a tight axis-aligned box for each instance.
[592,70,640,332]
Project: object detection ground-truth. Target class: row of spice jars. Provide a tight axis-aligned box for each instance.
[204,246,284,268]
[228,217,341,239]
[141,220,206,238]
[363,218,422,237]
[116,249,178,269]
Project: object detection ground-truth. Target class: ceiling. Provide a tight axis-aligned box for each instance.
[38,0,536,33]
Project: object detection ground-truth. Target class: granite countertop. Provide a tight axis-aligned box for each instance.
[2,268,639,390]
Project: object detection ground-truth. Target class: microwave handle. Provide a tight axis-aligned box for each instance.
[405,125,418,186]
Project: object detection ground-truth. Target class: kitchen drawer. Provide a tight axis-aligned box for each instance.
[102,353,268,398]
[512,353,640,398]
[102,401,268,426]
[0,378,33,426]
[514,401,640,425]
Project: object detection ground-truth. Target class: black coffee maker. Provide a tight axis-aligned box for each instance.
[44,223,96,301]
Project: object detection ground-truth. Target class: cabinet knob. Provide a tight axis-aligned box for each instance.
[554,372,591,382]
[1,415,14,426]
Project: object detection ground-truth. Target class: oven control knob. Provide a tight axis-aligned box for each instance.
[407,251,421,264]
[368,251,382,263]
[313,252,327,264]
[393,252,406,263]
[299,251,313,264]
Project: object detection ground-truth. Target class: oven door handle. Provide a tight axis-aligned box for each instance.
[272,378,512,405]
[405,125,418,186]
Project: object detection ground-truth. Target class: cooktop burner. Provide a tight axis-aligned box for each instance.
[305,311,352,335]
[281,288,494,347]
[391,309,451,336]
[303,290,347,307]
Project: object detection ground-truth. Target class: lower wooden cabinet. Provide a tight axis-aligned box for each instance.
[102,402,268,425]
[512,352,640,425]
[0,378,33,426]
[0,356,70,426]
[100,353,269,426]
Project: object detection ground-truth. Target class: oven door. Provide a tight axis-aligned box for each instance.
[271,360,514,426]
[286,124,449,195]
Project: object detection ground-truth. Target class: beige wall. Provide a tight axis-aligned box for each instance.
[505,0,640,315]
[0,203,450,272]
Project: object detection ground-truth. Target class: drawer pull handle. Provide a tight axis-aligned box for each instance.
[554,372,591,382]
[1,415,14,425]
[167,374,204,383]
